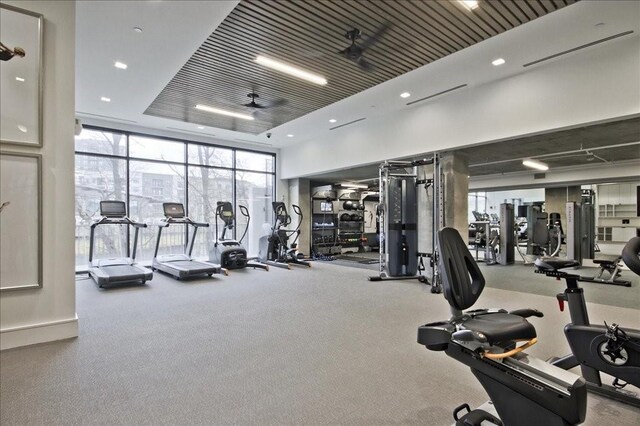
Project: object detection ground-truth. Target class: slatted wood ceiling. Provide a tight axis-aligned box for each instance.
[145,0,577,135]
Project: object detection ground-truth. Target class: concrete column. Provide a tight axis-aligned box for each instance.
[545,186,582,228]
[288,178,311,256]
[441,152,469,241]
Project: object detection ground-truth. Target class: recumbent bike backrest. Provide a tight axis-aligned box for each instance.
[437,227,486,312]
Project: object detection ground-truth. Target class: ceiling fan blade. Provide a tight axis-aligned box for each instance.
[357,57,375,72]
[359,21,390,51]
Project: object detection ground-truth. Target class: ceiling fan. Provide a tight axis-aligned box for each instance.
[338,22,390,72]
[243,92,287,109]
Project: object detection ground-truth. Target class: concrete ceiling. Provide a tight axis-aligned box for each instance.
[308,116,640,185]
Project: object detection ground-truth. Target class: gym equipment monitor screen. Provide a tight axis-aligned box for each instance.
[320,202,333,212]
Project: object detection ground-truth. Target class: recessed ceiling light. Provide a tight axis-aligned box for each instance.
[17,124,27,133]
[459,0,479,11]
[492,58,506,66]
[114,61,128,70]
[400,92,411,98]
[197,126,205,129]
[255,55,327,85]
[195,104,254,120]
[133,27,143,33]
[100,96,111,102]
[522,158,549,171]
[15,77,25,82]
[329,119,337,123]
[287,134,294,138]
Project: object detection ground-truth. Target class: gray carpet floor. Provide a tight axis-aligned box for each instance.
[1,263,639,425]
[330,256,640,309]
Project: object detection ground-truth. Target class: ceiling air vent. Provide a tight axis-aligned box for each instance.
[523,30,634,68]
[76,112,137,124]
[234,138,272,147]
[166,127,214,137]
[330,117,366,131]
[534,173,546,180]
[406,84,468,106]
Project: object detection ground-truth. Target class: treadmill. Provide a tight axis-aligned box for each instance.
[88,201,153,288]
[152,203,227,280]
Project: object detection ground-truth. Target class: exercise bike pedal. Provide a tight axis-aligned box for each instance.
[453,403,503,426]
[613,378,629,390]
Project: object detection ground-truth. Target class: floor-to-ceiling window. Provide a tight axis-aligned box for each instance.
[74,127,276,270]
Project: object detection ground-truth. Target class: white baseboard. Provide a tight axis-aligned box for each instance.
[0,316,78,350]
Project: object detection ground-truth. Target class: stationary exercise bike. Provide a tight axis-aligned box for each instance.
[258,202,311,269]
[208,202,268,271]
[534,236,640,408]
[419,228,586,426]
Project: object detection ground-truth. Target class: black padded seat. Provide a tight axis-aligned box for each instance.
[460,313,537,345]
[592,255,620,265]
[534,257,579,272]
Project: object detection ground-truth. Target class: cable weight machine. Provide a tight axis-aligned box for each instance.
[369,155,443,294]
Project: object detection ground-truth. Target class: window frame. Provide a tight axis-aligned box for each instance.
[74,125,277,270]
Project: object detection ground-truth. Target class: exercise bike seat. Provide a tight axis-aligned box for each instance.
[534,257,580,272]
[459,312,537,345]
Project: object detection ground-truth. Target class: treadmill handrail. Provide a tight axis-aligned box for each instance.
[91,216,147,229]
[154,215,209,259]
[160,217,209,228]
[89,215,146,262]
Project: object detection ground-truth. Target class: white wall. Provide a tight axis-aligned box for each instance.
[280,35,640,179]
[1,0,77,350]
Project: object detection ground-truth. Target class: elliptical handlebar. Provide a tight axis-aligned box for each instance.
[238,204,250,244]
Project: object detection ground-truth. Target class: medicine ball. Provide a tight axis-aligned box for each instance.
[340,213,351,221]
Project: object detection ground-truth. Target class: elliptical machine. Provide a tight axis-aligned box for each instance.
[418,228,587,426]
[208,202,268,271]
[258,202,311,269]
[534,236,640,408]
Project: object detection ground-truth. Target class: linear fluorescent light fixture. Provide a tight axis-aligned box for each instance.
[255,55,327,85]
[195,104,254,120]
[522,158,549,171]
[459,0,479,11]
[339,182,368,189]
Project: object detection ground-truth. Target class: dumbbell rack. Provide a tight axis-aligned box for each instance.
[311,198,341,256]
[338,209,365,251]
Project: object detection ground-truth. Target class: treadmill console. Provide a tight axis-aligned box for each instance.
[100,201,126,218]
[164,203,185,218]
